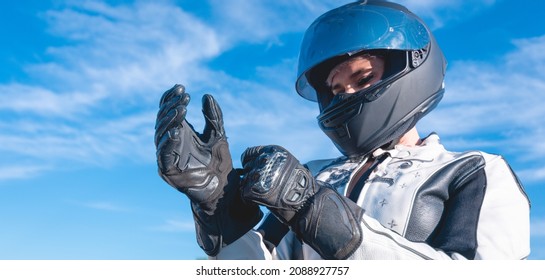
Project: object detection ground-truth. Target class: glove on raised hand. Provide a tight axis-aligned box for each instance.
[155,84,262,256]
[240,145,364,259]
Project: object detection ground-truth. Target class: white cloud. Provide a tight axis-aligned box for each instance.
[531,218,545,237]
[0,1,224,175]
[208,0,353,46]
[419,34,545,163]
[518,166,545,183]
[0,165,51,181]
[150,219,195,233]
[1,0,542,182]
[0,84,103,118]
[397,0,499,29]
[0,1,225,122]
[0,109,156,167]
[78,201,131,212]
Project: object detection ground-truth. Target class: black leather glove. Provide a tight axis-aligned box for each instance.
[155,84,262,256]
[240,145,364,259]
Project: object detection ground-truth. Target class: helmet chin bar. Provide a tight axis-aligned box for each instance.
[319,89,444,158]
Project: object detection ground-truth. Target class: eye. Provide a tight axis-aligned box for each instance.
[357,74,374,87]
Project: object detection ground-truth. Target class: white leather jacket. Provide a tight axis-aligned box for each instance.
[214,133,531,259]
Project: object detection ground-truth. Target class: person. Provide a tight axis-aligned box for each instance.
[154,0,530,259]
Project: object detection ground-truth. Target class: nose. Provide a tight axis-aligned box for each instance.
[344,84,357,94]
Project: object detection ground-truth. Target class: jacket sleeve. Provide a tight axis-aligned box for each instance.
[473,154,530,259]
[210,229,305,260]
[209,230,272,260]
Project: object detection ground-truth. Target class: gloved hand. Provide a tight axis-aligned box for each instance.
[240,145,364,259]
[155,84,262,256]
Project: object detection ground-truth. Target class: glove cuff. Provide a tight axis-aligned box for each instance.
[192,170,263,256]
[292,186,364,260]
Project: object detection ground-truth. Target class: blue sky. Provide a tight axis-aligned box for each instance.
[0,0,543,260]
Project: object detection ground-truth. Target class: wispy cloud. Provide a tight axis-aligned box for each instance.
[208,0,351,46]
[0,110,156,167]
[39,1,222,91]
[0,0,345,180]
[529,218,545,259]
[419,34,545,162]
[531,218,545,237]
[0,84,102,118]
[1,0,543,182]
[397,0,499,29]
[78,201,131,212]
[0,165,51,181]
[0,1,224,177]
[150,219,195,233]
[518,166,545,183]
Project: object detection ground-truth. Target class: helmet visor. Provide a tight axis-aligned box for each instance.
[296,2,430,101]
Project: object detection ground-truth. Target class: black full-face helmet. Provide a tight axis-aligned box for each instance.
[296,0,446,157]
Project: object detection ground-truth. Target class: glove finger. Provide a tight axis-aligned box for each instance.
[241,150,286,200]
[241,168,260,191]
[155,86,191,147]
[200,94,225,143]
[154,104,188,147]
[159,84,188,107]
[156,97,185,129]
[241,146,266,168]
[156,90,190,126]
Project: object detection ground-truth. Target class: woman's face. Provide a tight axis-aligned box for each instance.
[326,54,385,95]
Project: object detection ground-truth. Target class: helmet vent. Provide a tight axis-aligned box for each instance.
[411,48,428,68]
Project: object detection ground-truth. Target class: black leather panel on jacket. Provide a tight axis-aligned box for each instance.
[405,154,486,259]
